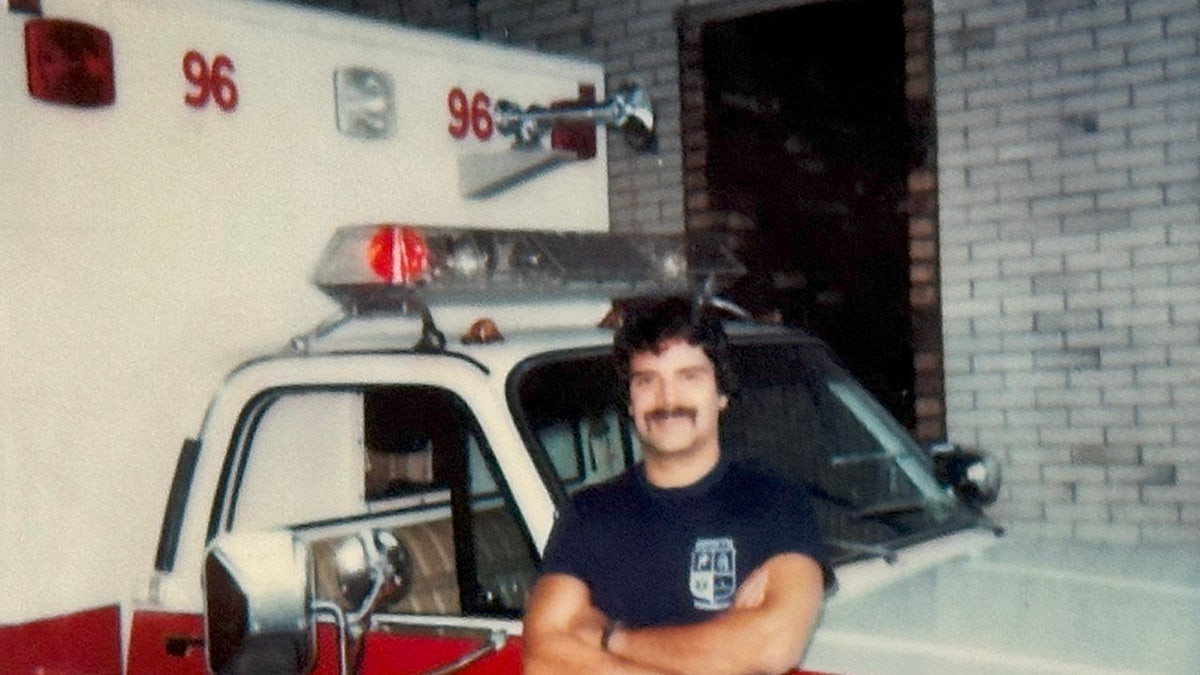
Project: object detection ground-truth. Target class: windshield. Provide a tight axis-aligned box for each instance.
[511,333,985,564]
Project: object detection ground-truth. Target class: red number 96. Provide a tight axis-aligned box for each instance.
[184,50,238,112]
[448,87,492,141]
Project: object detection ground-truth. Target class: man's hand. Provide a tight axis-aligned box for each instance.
[567,598,608,646]
[733,564,770,609]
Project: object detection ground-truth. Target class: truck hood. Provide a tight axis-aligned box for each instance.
[804,533,1200,675]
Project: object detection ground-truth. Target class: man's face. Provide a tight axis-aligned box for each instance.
[627,337,727,459]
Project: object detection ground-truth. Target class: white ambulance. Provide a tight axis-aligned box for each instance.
[3,1,1197,674]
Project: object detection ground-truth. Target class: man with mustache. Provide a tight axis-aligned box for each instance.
[523,296,829,675]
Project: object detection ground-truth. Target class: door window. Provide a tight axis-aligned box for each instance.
[226,385,536,617]
[514,354,642,494]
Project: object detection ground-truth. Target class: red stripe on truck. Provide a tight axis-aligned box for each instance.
[0,604,121,675]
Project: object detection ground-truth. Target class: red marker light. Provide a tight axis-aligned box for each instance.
[24,18,115,108]
[550,84,597,160]
[461,318,504,344]
[367,226,430,285]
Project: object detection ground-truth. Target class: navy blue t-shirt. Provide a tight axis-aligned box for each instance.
[539,456,830,628]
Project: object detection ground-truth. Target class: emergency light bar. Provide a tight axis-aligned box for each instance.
[313,224,744,313]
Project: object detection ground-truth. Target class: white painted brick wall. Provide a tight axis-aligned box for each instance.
[936,0,1200,543]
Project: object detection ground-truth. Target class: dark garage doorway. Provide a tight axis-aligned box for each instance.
[696,0,917,426]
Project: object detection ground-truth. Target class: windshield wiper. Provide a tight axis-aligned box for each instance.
[827,539,897,565]
[851,499,929,520]
[828,451,891,467]
[806,484,921,523]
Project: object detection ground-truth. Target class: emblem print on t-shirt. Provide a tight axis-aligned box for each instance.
[689,537,736,610]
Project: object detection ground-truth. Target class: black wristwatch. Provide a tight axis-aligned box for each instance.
[601,619,621,652]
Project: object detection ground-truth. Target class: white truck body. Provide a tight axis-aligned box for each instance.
[1,0,606,625]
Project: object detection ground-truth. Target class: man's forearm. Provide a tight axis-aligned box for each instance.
[606,606,803,675]
[524,631,677,675]
[523,574,674,674]
[606,554,824,675]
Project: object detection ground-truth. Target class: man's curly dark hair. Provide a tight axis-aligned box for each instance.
[612,295,737,397]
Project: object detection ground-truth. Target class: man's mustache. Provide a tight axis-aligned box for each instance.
[644,407,697,423]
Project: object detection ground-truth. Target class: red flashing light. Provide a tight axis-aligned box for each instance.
[24,18,115,108]
[367,226,430,285]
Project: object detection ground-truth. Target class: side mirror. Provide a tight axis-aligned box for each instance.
[929,443,1002,508]
[203,527,415,675]
[203,531,315,675]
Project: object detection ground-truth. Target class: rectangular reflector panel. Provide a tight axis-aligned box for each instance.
[25,18,115,107]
